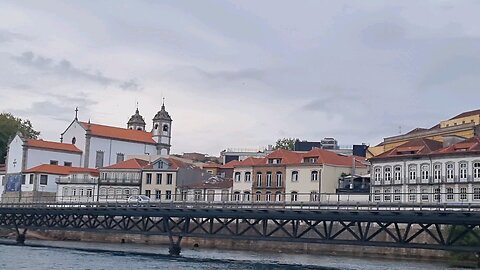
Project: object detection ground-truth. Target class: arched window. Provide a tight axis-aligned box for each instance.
[311,171,319,181]
[234,172,241,182]
[384,167,392,182]
[244,172,251,182]
[291,171,298,182]
[446,163,455,182]
[233,191,241,201]
[291,191,298,202]
[275,191,282,201]
[256,172,262,187]
[243,191,251,201]
[266,172,272,187]
[255,191,262,201]
[394,166,402,182]
[408,165,417,183]
[459,162,468,181]
[276,172,283,187]
[473,162,480,180]
[265,191,272,201]
[421,164,429,183]
[433,163,442,182]
[374,167,381,182]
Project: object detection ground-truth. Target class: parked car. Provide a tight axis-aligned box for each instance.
[127,195,151,204]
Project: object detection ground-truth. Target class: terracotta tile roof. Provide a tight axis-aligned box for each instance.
[103,158,150,170]
[449,109,480,120]
[266,149,303,164]
[235,157,266,167]
[373,138,443,159]
[303,148,368,167]
[405,128,427,135]
[25,164,98,176]
[434,137,480,154]
[186,177,233,189]
[203,162,222,169]
[143,157,188,170]
[79,122,156,145]
[220,160,242,169]
[26,139,82,153]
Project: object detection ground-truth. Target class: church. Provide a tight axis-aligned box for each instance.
[2,103,173,198]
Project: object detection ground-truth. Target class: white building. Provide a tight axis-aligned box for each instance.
[370,137,480,204]
[231,157,264,202]
[181,177,232,202]
[56,168,99,203]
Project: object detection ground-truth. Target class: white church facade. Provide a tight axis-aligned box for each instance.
[3,103,173,201]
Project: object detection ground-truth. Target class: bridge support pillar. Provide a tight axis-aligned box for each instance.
[15,228,27,245]
[168,235,183,256]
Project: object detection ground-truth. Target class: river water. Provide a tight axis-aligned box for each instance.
[0,240,469,270]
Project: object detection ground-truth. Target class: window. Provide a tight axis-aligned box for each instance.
[50,160,58,165]
[123,189,130,198]
[374,167,381,183]
[72,188,77,196]
[421,188,429,202]
[433,164,441,182]
[40,175,48,185]
[434,188,441,202]
[194,190,202,201]
[374,190,381,201]
[95,151,104,168]
[408,188,416,202]
[291,171,298,182]
[275,191,282,201]
[256,172,262,187]
[394,189,401,202]
[255,191,262,201]
[460,187,467,201]
[155,190,161,200]
[459,163,468,181]
[145,190,151,197]
[233,191,241,201]
[115,188,122,198]
[146,173,152,184]
[87,189,93,198]
[276,172,283,187]
[29,174,34,184]
[165,190,172,200]
[311,171,319,181]
[446,187,454,201]
[384,167,392,182]
[64,162,72,167]
[266,172,272,187]
[421,164,429,183]
[394,166,401,182]
[310,191,319,202]
[474,162,480,180]
[408,165,417,183]
[265,191,272,202]
[163,124,169,132]
[244,172,251,182]
[181,191,187,201]
[221,190,229,201]
[474,188,480,200]
[71,137,76,144]
[243,191,251,201]
[116,153,124,163]
[167,174,173,185]
[234,172,241,182]
[207,190,215,202]
[384,188,391,201]
[446,163,455,182]
[156,174,162,185]
[291,191,298,202]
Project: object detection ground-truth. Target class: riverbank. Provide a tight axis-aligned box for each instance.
[1,227,476,268]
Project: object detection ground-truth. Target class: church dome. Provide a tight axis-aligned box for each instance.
[128,108,146,126]
[153,104,172,121]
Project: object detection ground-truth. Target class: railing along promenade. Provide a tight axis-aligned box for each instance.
[0,195,479,256]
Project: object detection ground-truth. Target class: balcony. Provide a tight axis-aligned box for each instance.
[56,177,97,184]
[98,178,141,185]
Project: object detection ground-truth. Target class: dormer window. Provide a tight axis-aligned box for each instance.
[268,158,281,164]
[304,157,317,163]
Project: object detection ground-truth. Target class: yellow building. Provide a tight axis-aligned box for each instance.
[367,109,480,158]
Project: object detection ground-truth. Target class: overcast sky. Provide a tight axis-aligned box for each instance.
[1,0,479,155]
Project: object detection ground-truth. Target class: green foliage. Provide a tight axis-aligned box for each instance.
[0,113,40,164]
[273,138,299,151]
[448,225,480,263]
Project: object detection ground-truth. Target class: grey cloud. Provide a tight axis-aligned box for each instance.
[0,30,29,43]
[13,51,141,91]
[175,66,266,82]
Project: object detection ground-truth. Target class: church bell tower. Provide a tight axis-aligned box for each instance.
[152,99,172,155]
[127,106,146,131]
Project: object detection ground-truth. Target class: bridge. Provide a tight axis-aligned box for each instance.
[0,201,479,257]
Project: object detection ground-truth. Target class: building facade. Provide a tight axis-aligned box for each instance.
[370,137,480,204]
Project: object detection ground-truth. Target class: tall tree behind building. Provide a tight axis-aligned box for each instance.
[0,113,40,164]
[273,138,299,151]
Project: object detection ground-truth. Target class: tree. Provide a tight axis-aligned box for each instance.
[273,138,299,151]
[0,113,40,164]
